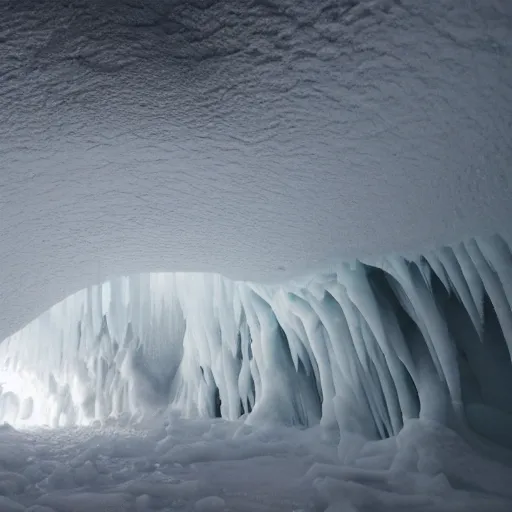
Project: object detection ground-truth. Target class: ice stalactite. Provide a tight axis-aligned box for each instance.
[1,235,512,450]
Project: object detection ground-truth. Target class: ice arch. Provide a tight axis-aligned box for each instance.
[2,234,512,455]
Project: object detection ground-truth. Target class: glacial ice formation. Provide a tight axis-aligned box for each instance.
[2,234,512,455]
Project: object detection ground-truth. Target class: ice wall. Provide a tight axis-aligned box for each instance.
[2,234,512,451]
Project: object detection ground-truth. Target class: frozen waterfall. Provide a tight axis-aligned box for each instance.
[2,234,512,454]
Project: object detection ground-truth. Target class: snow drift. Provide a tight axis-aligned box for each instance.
[2,234,512,459]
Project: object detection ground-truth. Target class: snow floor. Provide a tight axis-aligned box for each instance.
[1,416,512,512]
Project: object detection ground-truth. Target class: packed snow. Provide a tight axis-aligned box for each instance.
[0,416,511,512]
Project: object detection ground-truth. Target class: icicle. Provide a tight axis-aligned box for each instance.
[466,239,512,361]
[438,246,483,338]
[452,242,485,335]
[424,252,451,293]
[383,257,461,405]
[286,291,336,428]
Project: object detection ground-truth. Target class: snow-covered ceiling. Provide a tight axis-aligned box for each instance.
[1,0,511,342]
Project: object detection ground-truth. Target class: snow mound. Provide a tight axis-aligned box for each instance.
[0,417,509,511]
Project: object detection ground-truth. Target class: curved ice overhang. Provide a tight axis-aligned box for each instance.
[1,0,512,344]
[2,235,512,461]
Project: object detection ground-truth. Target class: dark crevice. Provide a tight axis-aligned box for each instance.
[214,386,222,418]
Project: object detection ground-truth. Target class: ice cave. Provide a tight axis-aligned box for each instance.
[1,0,512,511]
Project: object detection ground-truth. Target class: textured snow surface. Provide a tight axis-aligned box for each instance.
[0,418,511,512]
[1,0,512,343]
